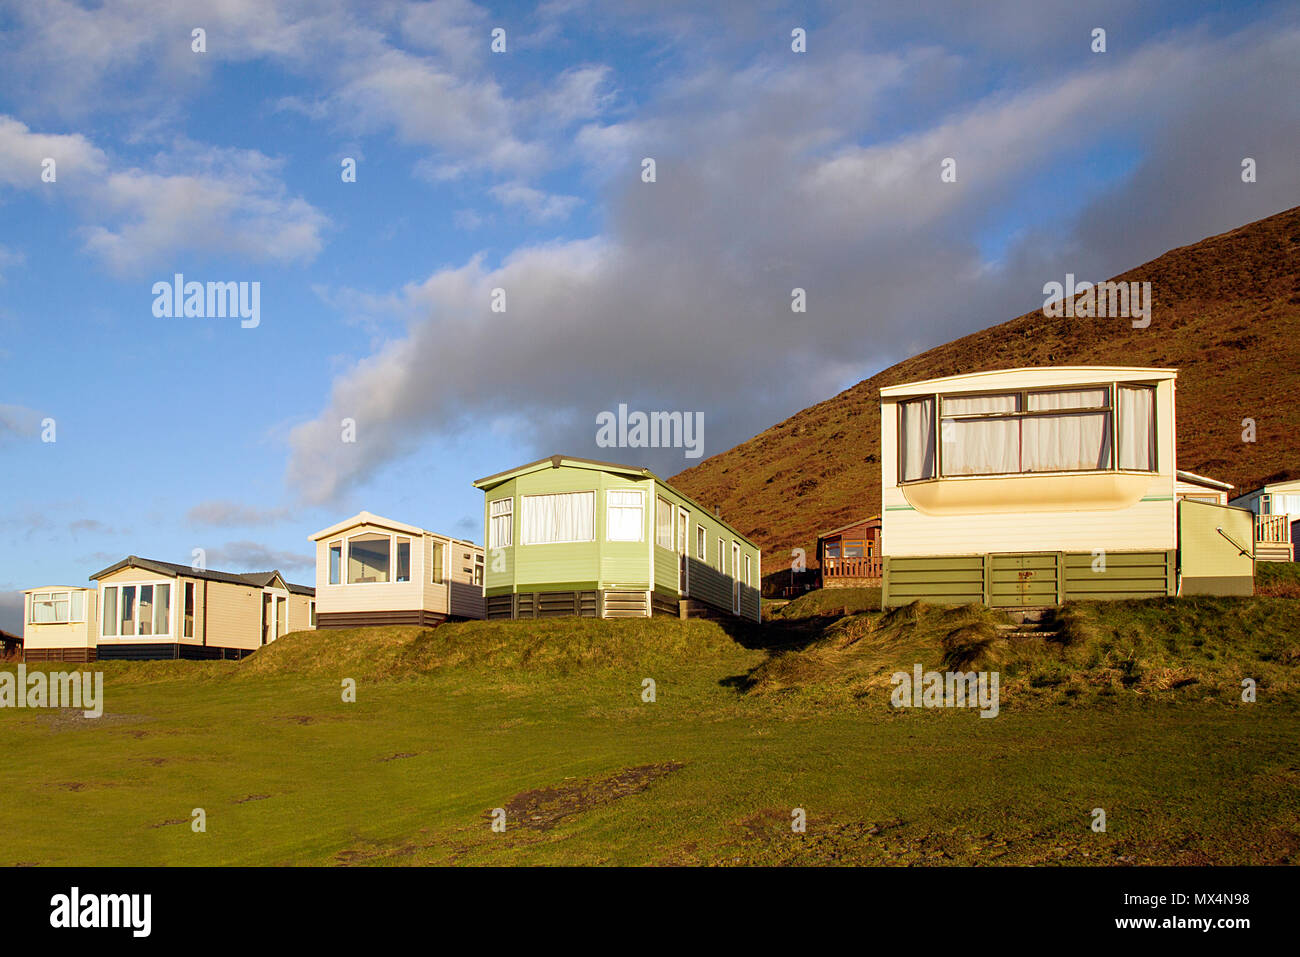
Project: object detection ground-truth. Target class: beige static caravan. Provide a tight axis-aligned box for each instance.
[880,366,1252,608]
[310,512,485,628]
[89,556,315,660]
[22,586,98,662]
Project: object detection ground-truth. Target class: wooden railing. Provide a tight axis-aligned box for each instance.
[823,557,883,579]
[1256,513,1292,544]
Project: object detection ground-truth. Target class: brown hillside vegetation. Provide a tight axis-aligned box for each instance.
[672,205,1300,574]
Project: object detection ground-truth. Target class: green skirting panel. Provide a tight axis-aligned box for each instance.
[883,551,1176,608]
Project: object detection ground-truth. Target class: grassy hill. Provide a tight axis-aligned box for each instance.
[671,205,1300,574]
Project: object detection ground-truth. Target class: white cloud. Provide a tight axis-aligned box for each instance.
[489,182,582,222]
[286,17,1300,504]
[186,500,293,527]
[0,119,329,274]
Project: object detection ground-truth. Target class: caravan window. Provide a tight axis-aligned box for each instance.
[522,491,595,544]
[488,499,513,548]
[606,490,645,542]
[908,385,1138,479]
[1117,385,1156,471]
[348,534,391,583]
[898,397,936,482]
[655,497,674,549]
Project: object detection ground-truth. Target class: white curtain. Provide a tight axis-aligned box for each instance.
[941,395,1019,476]
[899,397,936,481]
[607,490,644,541]
[523,491,595,544]
[655,496,674,548]
[154,583,170,635]
[1026,388,1108,412]
[1269,494,1300,515]
[942,393,1019,416]
[71,591,85,622]
[943,417,1020,475]
[1118,385,1155,470]
[1023,411,1110,471]
[489,499,513,547]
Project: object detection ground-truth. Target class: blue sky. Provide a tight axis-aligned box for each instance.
[2,0,1298,631]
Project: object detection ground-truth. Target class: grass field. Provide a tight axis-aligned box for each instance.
[2,595,1299,866]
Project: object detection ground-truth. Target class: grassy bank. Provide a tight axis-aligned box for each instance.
[2,599,1297,866]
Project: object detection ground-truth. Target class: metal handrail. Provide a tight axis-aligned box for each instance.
[1216,526,1253,558]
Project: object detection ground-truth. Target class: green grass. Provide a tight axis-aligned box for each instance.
[770,586,881,620]
[2,605,1298,866]
[1256,561,1300,597]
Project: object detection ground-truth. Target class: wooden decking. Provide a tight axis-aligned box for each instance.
[1254,513,1295,563]
[822,556,883,586]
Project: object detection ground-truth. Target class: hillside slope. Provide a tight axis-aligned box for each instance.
[672,205,1300,574]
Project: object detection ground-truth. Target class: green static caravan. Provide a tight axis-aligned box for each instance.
[879,366,1253,608]
[473,454,762,622]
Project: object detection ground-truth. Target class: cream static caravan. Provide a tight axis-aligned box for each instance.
[310,512,485,628]
[879,365,1254,608]
[22,586,98,662]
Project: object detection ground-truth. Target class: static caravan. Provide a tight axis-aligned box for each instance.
[1176,470,1233,506]
[880,366,1252,607]
[1229,478,1300,562]
[21,586,98,662]
[90,556,315,660]
[817,517,882,588]
[309,512,485,628]
[473,454,761,622]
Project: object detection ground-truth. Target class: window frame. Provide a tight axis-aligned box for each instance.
[488,498,514,549]
[430,540,445,584]
[605,488,646,543]
[654,496,675,550]
[27,589,83,625]
[100,580,174,639]
[696,525,706,560]
[345,531,396,585]
[328,540,343,585]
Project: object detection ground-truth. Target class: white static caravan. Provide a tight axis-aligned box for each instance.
[880,366,1254,607]
[1229,478,1300,562]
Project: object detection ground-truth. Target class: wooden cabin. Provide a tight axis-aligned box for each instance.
[474,454,761,622]
[879,366,1253,607]
[817,517,882,587]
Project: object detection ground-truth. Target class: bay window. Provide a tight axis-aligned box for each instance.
[522,491,595,544]
[28,590,84,624]
[898,383,1157,481]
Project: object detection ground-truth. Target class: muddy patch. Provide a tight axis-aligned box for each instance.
[378,751,421,763]
[233,794,271,804]
[493,762,684,832]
